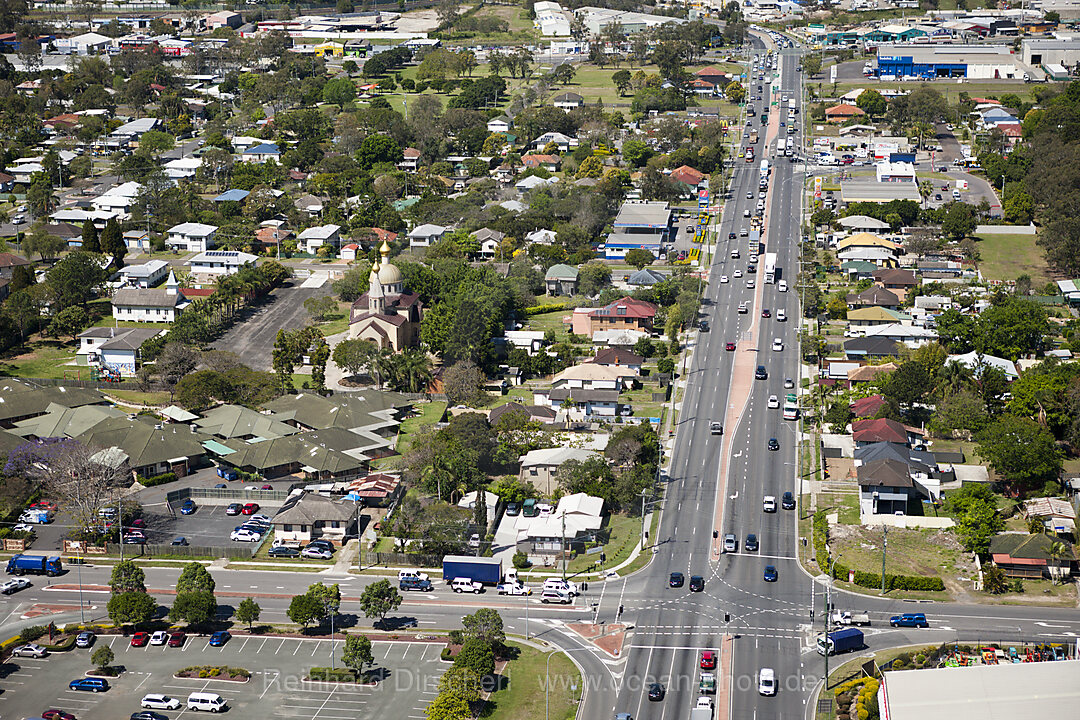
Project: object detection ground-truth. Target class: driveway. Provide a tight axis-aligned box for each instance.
[211,278,331,370]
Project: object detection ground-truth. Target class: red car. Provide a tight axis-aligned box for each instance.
[168,631,186,648]
[31,501,58,512]
[130,631,150,647]
[261,484,273,490]
[131,518,146,528]
[42,711,76,720]
[701,650,717,669]
[761,308,771,318]
[725,342,736,351]
[242,503,259,515]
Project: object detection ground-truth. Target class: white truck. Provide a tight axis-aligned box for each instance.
[764,253,778,284]
[690,706,713,720]
[831,610,871,626]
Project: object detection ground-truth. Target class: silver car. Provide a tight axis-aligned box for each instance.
[12,643,48,658]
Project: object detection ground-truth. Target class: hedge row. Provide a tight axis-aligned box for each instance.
[813,510,945,592]
[309,667,358,682]
[139,472,178,488]
[524,302,567,316]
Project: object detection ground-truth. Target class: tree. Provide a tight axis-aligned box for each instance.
[322,76,357,108]
[461,608,505,649]
[110,559,146,594]
[442,360,488,407]
[975,415,1063,489]
[904,228,942,258]
[307,582,341,616]
[577,262,611,296]
[576,156,603,179]
[287,593,324,628]
[48,305,89,342]
[855,89,887,116]
[941,202,977,240]
[341,633,375,676]
[982,563,1009,594]
[169,590,217,626]
[82,220,100,253]
[100,218,125,259]
[176,562,216,594]
[803,54,822,77]
[881,360,933,412]
[454,637,495,677]
[46,252,108,307]
[949,483,1003,554]
[23,224,66,260]
[91,645,114,671]
[137,130,175,157]
[107,590,156,627]
[625,249,655,269]
[550,63,575,85]
[304,295,338,322]
[156,343,200,391]
[725,80,746,104]
[425,690,471,720]
[439,665,483,703]
[235,597,261,630]
[612,69,632,96]
[358,579,402,623]
[621,139,652,167]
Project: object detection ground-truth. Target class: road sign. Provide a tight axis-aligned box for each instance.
[586,545,605,555]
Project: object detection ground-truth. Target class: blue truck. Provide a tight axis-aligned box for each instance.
[817,627,864,656]
[442,555,502,585]
[7,554,63,577]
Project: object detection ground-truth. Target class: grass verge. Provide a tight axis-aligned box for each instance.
[484,641,580,720]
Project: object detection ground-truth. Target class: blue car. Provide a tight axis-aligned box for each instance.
[208,630,231,646]
[763,565,778,582]
[69,677,109,692]
[889,613,928,628]
[180,500,196,515]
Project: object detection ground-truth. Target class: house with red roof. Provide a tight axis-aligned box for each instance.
[851,417,923,447]
[669,165,706,189]
[825,103,866,122]
[695,66,732,86]
[850,394,888,419]
[397,147,422,172]
[521,154,562,172]
[570,297,657,339]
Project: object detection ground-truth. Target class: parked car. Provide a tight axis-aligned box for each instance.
[180,500,196,515]
[701,650,717,669]
[131,632,150,647]
[306,540,335,553]
[230,528,262,542]
[168,631,186,648]
[208,630,231,646]
[302,546,333,560]
[12,643,48,658]
[132,713,170,720]
[140,694,182,710]
[225,503,242,516]
[75,631,95,648]
[149,631,168,646]
[269,546,300,558]
[171,537,188,546]
[42,710,77,720]
[505,502,521,516]
[242,503,259,515]
[69,678,109,692]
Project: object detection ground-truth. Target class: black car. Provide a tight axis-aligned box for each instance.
[307,540,335,553]
[131,713,169,720]
[400,576,434,591]
[763,565,778,582]
[755,365,768,380]
[171,536,188,546]
[768,438,779,451]
[268,546,300,558]
[647,682,665,701]
[745,533,759,552]
[689,575,705,592]
[699,320,709,332]
[505,502,521,516]
[782,492,796,510]
[669,572,684,588]
[728,232,736,239]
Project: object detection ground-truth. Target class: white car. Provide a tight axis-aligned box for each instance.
[301,546,333,559]
[747,279,756,289]
[758,667,776,696]
[776,309,787,322]
[11,643,47,657]
[767,395,779,409]
[778,280,788,292]
[543,578,579,595]
[733,269,743,278]
[149,631,168,645]
[497,582,532,596]
[12,523,35,533]
[763,496,777,513]
[696,695,714,710]
[450,577,484,593]
[720,275,729,283]
[141,694,182,710]
[250,514,273,524]
[230,528,261,542]
[1,578,31,595]
[773,338,783,351]
[468,533,481,548]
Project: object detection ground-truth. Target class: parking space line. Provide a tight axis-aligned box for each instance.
[293,640,302,655]
[276,638,287,653]
[311,641,319,657]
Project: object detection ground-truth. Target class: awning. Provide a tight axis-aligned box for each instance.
[202,440,235,456]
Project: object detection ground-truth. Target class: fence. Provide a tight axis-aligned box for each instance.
[131,543,260,560]
[166,486,298,505]
[371,551,444,568]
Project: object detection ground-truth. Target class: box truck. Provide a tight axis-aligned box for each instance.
[817,627,864,656]
[442,555,502,585]
[7,554,63,576]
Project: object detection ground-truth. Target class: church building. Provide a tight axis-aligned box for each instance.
[347,242,423,350]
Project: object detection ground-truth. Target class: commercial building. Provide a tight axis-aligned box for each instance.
[574,6,681,35]
[1021,37,1080,69]
[875,44,1023,79]
[877,658,1080,720]
[604,201,672,259]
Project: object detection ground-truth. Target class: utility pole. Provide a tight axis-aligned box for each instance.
[561,510,566,581]
[881,525,888,594]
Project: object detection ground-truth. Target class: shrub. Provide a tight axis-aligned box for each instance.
[309,666,357,682]
[19,625,47,643]
[440,647,454,661]
[139,472,178,487]
[525,302,567,316]
[512,551,530,569]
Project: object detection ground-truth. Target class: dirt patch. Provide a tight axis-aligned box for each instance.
[825,457,856,481]
[394,8,446,32]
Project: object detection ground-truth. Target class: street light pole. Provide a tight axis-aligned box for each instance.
[881,525,888,595]
[545,650,557,720]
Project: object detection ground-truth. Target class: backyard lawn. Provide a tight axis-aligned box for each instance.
[972,232,1053,287]
[0,341,77,379]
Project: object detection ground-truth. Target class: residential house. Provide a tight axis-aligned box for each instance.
[516,174,557,193]
[852,417,922,448]
[590,347,643,373]
[123,230,151,252]
[187,250,258,277]
[518,447,600,494]
[0,253,31,280]
[850,394,889,419]
[847,306,910,329]
[605,201,672,260]
[398,147,422,171]
[873,267,917,300]
[487,116,512,133]
[76,415,206,477]
[847,362,899,386]
[262,390,409,439]
[989,533,1074,580]
[669,165,706,192]
[295,194,325,216]
[472,228,505,258]
[570,296,657,338]
[241,142,281,163]
[297,224,341,254]
[348,243,423,351]
[194,404,298,440]
[12,402,127,440]
[407,223,447,249]
[544,387,620,419]
[857,458,929,516]
[531,131,578,152]
[45,222,83,246]
[340,243,360,261]
[213,189,249,204]
[861,323,937,348]
[695,66,731,86]
[946,351,1019,381]
[271,492,360,547]
[502,330,547,356]
[522,153,562,172]
[216,433,367,480]
[488,402,557,427]
[847,286,900,310]
[517,493,605,555]
[166,222,217,252]
[550,362,635,391]
[838,215,891,233]
[255,226,293,250]
[345,472,404,507]
[836,232,899,256]
[92,181,142,219]
[111,271,185,323]
[1021,497,1077,535]
[825,103,866,121]
[544,263,579,296]
[0,379,106,429]
[552,91,584,111]
[165,157,201,181]
[843,336,904,361]
[626,267,666,287]
[911,295,952,327]
[526,228,558,245]
[0,171,13,193]
[118,260,170,288]
[111,117,160,142]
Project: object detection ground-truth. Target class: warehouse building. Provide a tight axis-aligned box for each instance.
[1022,37,1080,69]
[876,44,1024,79]
[575,6,682,35]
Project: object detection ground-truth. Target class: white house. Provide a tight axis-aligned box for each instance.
[408,223,447,248]
[946,351,1019,381]
[111,117,160,141]
[164,157,201,181]
[552,92,584,111]
[56,31,112,55]
[77,327,162,377]
[186,250,258,276]
[526,228,558,245]
[118,260,170,288]
[517,492,605,554]
[111,271,186,323]
[486,116,512,133]
[518,447,600,494]
[166,222,218,252]
[531,131,579,152]
[241,142,281,164]
[861,323,938,348]
[92,181,143,219]
[122,230,151,252]
[296,224,341,254]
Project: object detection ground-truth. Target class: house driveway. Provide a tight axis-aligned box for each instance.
[210,277,331,370]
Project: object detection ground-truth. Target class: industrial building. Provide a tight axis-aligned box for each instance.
[533,1,572,37]
[574,6,682,35]
[877,658,1080,720]
[1022,37,1080,70]
[875,44,1025,79]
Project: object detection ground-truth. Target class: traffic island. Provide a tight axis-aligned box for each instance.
[176,665,251,681]
[565,622,627,657]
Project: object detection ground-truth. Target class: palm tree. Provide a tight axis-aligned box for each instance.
[1047,541,1071,584]
[398,348,434,394]
[935,361,972,399]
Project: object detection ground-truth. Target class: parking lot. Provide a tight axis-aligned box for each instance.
[1,633,448,720]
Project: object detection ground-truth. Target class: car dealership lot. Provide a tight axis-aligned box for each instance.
[1,634,448,720]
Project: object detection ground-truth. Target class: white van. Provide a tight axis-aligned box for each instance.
[398,569,430,582]
[542,578,579,595]
[450,577,483,593]
[187,692,227,712]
